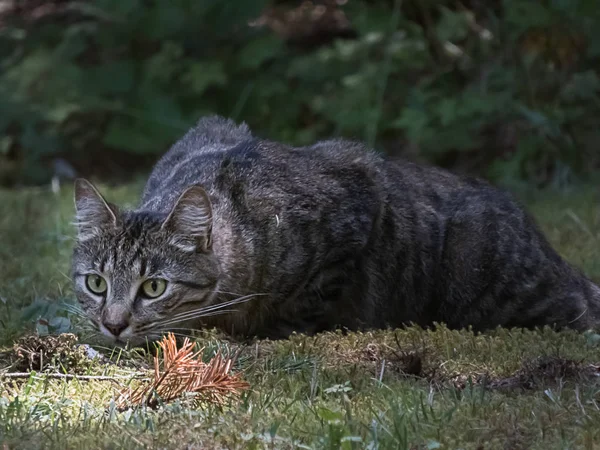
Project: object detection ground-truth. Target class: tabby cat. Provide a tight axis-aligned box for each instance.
[72,116,600,345]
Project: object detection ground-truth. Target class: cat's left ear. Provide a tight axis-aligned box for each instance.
[162,185,213,253]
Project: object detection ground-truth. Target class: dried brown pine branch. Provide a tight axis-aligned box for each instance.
[115,333,249,410]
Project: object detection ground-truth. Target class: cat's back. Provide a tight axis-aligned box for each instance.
[140,117,252,208]
[141,115,504,221]
[140,116,389,213]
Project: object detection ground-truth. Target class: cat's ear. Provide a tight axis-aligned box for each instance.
[73,178,119,241]
[162,185,213,253]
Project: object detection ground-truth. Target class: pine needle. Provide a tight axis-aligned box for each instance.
[114,333,249,410]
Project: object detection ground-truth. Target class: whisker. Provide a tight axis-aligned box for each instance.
[157,309,237,326]
[156,327,228,336]
[135,322,159,333]
[70,314,98,330]
[169,293,263,321]
[160,327,203,333]
[160,306,238,326]
[140,293,266,331]
[151,330,196,340]
[137,333,163,344]
[60,305,86,317]
[136,305,237,332]
[58,301,84,312]
[76,324,99,334]
[77,335,113,350]
[212,289,261,297]
[153,309,237,328]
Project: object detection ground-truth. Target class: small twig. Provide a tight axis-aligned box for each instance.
[0,372,149,382]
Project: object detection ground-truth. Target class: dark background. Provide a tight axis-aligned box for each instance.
[1,0,599,188]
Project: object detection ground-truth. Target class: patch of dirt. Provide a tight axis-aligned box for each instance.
[360,342,425,378]
[321,332,429,380]
[329,333,600,392]
[487,356,600,391]
[434,356,600,392]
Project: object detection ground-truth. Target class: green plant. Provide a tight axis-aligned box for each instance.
[1,0,599,186]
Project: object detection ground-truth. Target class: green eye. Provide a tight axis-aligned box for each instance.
[86,274,107,295]
[141,278,167,298]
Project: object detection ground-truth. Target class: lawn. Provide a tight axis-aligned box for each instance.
[1,181,600,449]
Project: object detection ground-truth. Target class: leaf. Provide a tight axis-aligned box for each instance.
[237,35,283,70]
[45,104,81,123]
[422,127,481,153]
[0,137,13,155]
[54,26,89,60]
[138,3,186,40]
[19,299,52,323]
[560,70,600,102]
[95,0,141,16]
[103,88,187,153]
[316,407,344,424]
[584,331,600,347]
[437,98,459,126]
[518,105,552,128]
[348,4,396,35]
[85,61,136,95]
[183,61,227,95]
[103,120,173,153]
[35,322,49,336]
[324,382,353,394]
[518,106,562,138]
[435,7,470,42]
[144,42,185,84]
[48,316,72,334]
[392,108,431,141]
[505,1,555,32]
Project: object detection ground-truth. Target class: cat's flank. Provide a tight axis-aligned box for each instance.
[72,116,600,345]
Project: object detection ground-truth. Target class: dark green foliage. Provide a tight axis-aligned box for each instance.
[1,0,599,186]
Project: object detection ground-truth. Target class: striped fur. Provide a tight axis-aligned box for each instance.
[72,116,600,345]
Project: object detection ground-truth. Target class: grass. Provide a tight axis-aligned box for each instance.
[1,181,600,449]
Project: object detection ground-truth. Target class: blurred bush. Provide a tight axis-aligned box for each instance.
[0,0,599,186]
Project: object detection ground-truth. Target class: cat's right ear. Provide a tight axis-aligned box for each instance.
[73,178,119,241]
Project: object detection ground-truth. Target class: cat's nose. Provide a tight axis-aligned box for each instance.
[103,320,129,337]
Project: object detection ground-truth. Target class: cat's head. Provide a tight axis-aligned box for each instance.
[71,179,221,346]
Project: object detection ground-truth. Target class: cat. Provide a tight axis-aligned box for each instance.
[72,115,600,345]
